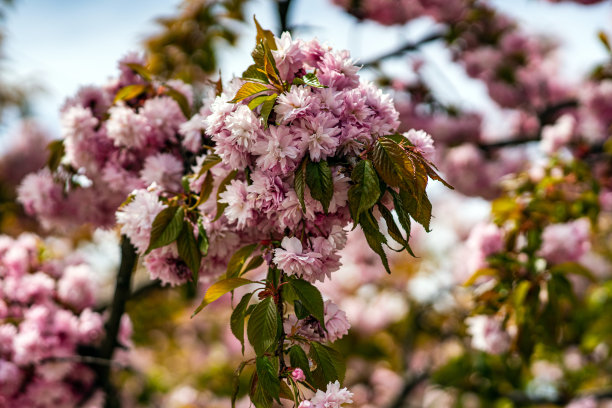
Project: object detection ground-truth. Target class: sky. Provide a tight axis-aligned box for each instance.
[0,0,610,143]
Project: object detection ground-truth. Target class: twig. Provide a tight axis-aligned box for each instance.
[361,31,446,68]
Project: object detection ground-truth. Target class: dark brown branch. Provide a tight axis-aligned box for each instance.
[95,236,138,408]
[477,99,579,152]
[276,0,294,35]
[362,31,446,68]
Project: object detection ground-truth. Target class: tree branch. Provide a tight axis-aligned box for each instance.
[477,99,579,152]
[361,31,446,68]
[276,0,294,35]
[95,236,138,408]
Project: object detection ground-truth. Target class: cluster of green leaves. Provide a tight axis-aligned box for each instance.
[346,134,451,272]
[193,251,346,407]
[144,0,249,83]
[464,161,601,359]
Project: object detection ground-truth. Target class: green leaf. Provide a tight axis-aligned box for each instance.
[231,361,248,408]
[294,300,310,320]
[251,372,273,408]
[214,170,238,221]
[306,160,334,213]
[289,278,325,327]
[377,203,407,249]
[324,344,346,382]
[294,158,308,211]
[310,342,339,388]
[390,190,411,237]
[146,206,185,254]
[113,84,147,103]
[196,154,222,179]
[259,94,277,128]
[359,210,391,274]
[256,356,280,402]
[125,62,152,82]
[197,219,209,257]
[254,16,277,51]
[192,171,214,208]
[348,160,380,224]
[248,94,270,110]
[292,73,326,88]
[163,86,191,118]
[177,221,201,281]
[371,136,415,188]
[230,82,270,104]
[231,292,254,353]
[241,255,264,277]
[226,243,259,278]
[192,277,253,317]
[401,188,432,232]
[289,346,313,382]
[46,140,65,171]
[247,297,278,355]
[243,64,270,85]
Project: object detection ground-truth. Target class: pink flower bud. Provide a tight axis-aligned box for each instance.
[292,368,306,382]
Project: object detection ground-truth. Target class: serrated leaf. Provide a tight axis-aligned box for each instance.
[197,219,209,257]
[294,158,308,211]
[247,297,278,355]
[289,278,325,327]
[146,206,185,254]
[310,342,339,389]
[241,255,264,276]
[196,154,221,179]
[177,221,201,281]
[113,84,147,103]
[400,187,432,232]
[389,190,415,257]
[256,356,280,402]
[260,94,277,128]
[289,345,313,383]
[324,344,346,382]
[46,139,65,171]
[292,73,326,88]
[230,82,270,104]
[371,137,415,188]
[348,160,380,224]
[377,203,407,250]
[254,16,277,51]
[164,86,191,118]
[226,243,259,278]
[248,94,270,110]
[192,171,214,208]
[231,292,254,353]
[306,160,334,213]
[294,300,310,320]
[125,62,151,82]
[214,170,238,221]
[359,210,391,274]
[251,372,273,408]
[192,277,253,317]
[243,64,270,84]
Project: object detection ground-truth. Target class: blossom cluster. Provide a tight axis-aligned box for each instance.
[17,53,197,230]
[0,233,130,407]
